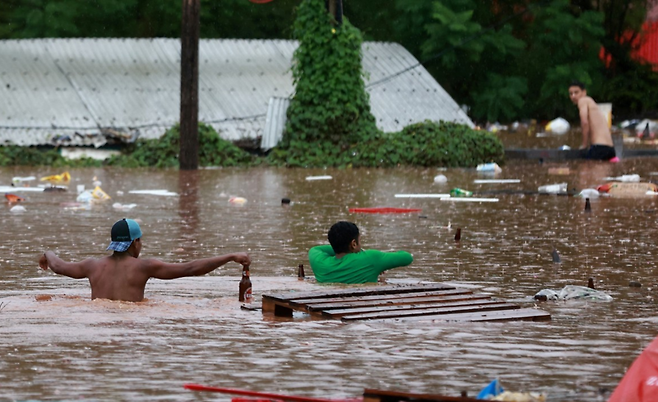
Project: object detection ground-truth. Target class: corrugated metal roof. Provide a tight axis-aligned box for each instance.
[0,38,472,148]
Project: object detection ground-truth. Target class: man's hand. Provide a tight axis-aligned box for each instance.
[39,253,49,270]
[232,252,251,267]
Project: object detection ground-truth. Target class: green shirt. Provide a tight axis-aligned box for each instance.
[308,245,413,284]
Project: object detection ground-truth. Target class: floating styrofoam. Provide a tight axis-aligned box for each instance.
[128,189,177,196]
[0,186,45,193]
[394,194,451,198]
[305,175,333,181]
[441,197,499,203]
[473,179,521,184]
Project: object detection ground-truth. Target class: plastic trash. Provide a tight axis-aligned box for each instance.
[229,197,247,205]
[604,174,640,182]
[558,285,613,301]
[305,175,332,181]
[477,379,504,399]
[76,191,93,203]
[476,163,502,173]
[559,145,571,150]
[577,189,600,198]
[545,117,570,135]
[128,189,177,196]
[40,171,71,185]
[12,176,36,185]
[112,203,137,210]
[635,119,658,139]
[486,122,507,133]
[534,286,612,302]
[538,183,567,194]
[91,186,111,201]
[433,174,447,184]
[491,391,547,401]
[449,188,473,197]
[534,289,560,301]
[5,193,25,203]
[10,205,26,213]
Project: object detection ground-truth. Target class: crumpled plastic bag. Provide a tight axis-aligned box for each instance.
[534,285,612,301]
[490,391,546,401]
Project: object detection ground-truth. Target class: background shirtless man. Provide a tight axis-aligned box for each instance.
[568,80,616,160]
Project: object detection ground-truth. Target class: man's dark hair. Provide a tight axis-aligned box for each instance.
[328,221,359,254]
[569,80,586,90]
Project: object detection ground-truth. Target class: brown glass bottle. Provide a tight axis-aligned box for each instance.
[239,265,252,303]
[298,264,305,280]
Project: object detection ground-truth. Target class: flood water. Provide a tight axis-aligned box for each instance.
[2,159,658,401]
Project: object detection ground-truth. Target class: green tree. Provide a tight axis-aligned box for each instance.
[525,0,605,119]
[270,0,380,167]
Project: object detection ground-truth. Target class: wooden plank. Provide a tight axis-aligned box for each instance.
[363,388,480,402]
[306,292,485,312]
[323,297,504,319]
[264,283,456,302]
[375,308,551,323]
[341,302,518,322]
[294,288,474,307]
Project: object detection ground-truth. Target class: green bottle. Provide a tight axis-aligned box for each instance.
[450,188,473,197]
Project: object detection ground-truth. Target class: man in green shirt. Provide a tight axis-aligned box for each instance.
[308,221,413,284]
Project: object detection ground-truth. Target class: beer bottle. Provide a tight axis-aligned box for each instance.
[297,264,305,280]
[239,265,252,303]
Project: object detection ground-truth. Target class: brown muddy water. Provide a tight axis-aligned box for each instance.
[2,160,658,402]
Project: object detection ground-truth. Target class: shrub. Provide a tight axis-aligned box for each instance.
[106,123,256,168]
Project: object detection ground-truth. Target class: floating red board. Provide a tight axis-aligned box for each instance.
[349,207,422,214]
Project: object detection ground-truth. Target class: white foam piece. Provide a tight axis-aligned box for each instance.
[473,179,521,184]
[305,175,333,181]
[0,186,45,193]
[441,197,499,203]
[394,194,451,198]
[128,189,177,196]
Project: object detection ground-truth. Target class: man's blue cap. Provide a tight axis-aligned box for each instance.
[107,218,142,253]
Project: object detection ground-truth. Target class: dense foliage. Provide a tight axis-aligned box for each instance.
[358,121,505,168]
[269,0,504,168]
[106,123,256,168]
[0,146,100,167]
[268,0,382,167]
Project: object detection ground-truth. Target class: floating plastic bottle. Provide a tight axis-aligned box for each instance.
[449,188,473,197]
[476,163,502,173]
[538,183,568,194]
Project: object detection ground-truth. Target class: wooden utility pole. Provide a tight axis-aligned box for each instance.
[327,0,343,25]
[179,0,200,170]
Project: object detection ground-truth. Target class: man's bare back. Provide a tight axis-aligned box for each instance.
[39,219,251,302]
[576,96,613,147]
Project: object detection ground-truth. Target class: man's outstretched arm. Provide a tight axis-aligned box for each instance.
[143,252,251,280]
[39,251,91,279]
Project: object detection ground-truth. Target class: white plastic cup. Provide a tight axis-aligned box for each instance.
[77,184,85,194]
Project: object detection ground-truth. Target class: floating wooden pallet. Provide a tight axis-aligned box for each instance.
[261,283,550,323]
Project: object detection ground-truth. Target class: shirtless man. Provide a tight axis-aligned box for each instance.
[39,218,251,302]
[568,80,616,160]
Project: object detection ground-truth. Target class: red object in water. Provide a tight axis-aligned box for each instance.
[608,335,658,402]
[348,207,422,214]
[248,0,274,3]
[184,384,362,402]
[5,193,25,203]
